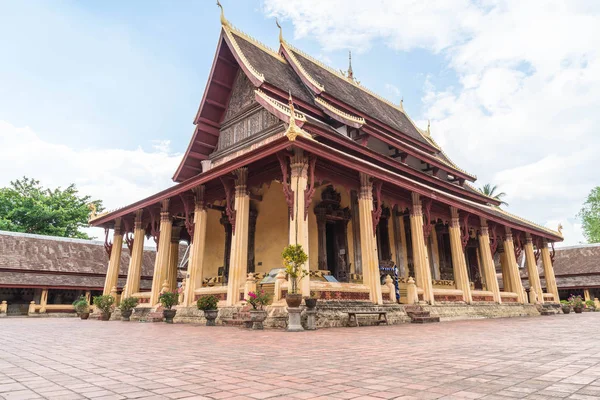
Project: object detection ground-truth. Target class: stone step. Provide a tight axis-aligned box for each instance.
[407,311,430,317]
[411,316,440,324]
[222,318,252,328]
[140,312,164,323]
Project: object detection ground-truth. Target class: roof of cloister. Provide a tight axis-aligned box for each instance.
[89,7,563,244]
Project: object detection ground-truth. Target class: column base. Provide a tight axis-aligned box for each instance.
[287,307,304,332]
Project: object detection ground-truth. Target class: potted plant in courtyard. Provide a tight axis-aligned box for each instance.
[118,297,138,321]
[159,291,178,323]
[93,295,115,321]
[304,291,318,309]
[245,290,271,330]
[569,295,585,314]
[560,300,571,314]
[282,244,309,308]
[73,296,90,320]
[197,295,219,326]
[585,300,596,312]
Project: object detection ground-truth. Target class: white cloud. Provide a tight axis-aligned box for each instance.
[0,120,181,239]
[263,0,600,246]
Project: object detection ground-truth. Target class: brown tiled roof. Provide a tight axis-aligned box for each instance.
[547,244,600,277]
[0,231,186,289]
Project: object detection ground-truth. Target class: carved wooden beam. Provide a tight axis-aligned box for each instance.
[550,242,556,264]
[422,198,433,241]
[489,223,499,255]
[276,151,294,220]
[104,228,113,258]
[180,191,195,242]
[460,212,470,250]
[513,232,523,261]
[149,207,161,248]
[219,176,236,234]
[304,155,317,220]
[371,180,383,236]
[122,219,134,255]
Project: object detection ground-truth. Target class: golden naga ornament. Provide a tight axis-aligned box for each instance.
[285,92,311,142]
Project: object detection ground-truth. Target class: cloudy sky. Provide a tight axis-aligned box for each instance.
[1,0,597,245]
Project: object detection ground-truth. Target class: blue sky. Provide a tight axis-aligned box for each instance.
[1,0,598,245]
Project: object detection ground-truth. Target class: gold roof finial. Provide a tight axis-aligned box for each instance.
[276,18,284,43]
[285,90,311,141]
[427,120,431,136]
[399,97,404,111]
[558,223,563,236]
[347,51,354,80]
[288,90,296,123]
[216,0,230,28]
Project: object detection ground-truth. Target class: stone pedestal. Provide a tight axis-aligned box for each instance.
[306,309,317,330]
[287,307,304,332]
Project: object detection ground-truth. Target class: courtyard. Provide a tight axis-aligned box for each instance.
[1,315,599,400]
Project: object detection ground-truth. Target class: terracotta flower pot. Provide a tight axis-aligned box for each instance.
[305,298,317,309]
[99,312,111,321]
[561,306,571,314]
[286,293,303,308]
[203,309,218,326]
[121,309,133,321]
[249,310,267,330]
[574,307,583,314]
[163,309,177,323]
[79,312,90,320]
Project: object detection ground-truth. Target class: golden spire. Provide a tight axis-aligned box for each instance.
[276,18,284,43]
[399,97,404,111]
[216,0,230,28]
[427,120,431,136]
[285,91,311,141]
[347,51,354,80]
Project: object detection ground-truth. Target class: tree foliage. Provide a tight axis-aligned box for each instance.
[480,183,509,206]
[578,187,600,243]
[0,177,103,239]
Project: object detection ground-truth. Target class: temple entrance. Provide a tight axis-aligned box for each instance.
[316,186,351,282]
[465,243,483,290]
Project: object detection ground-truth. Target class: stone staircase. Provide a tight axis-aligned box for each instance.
[221,308,252,328]
[405,305,440,324]
[538,303,561,316]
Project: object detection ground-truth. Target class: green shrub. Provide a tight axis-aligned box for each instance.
[197,295,219,311]
[93,295,115,316]
[119,297,139,312]
[586,300,596,309]
[282,244,309,294]
[72,296,89,314]
[158,291,178,310]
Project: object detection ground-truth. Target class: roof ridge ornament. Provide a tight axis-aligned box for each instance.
[399,97,404,111]
[216,0,230,28]
[285,91,312,142]
[276,18,284,43]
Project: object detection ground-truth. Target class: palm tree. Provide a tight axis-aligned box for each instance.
[480,183,509,206]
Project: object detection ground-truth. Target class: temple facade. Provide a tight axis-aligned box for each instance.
[89,7,563,320]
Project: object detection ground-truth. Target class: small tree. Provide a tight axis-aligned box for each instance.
[282,244,309,294]
[578,187,600,243]
[72,296,89,314]
[93,295,115,318]
[158,291,178,310]
[118,297,139,313]
[197,295,219,311]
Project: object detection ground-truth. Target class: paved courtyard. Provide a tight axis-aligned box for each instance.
[2,314,600,400]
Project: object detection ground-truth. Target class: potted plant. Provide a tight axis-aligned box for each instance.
[119,297,139,321]
[560,300,571,314]
[305,291,318,309]
[282,244,309,308]
[197,295,219,326]
[585,300,596,312]
[73,296,90,320]
[569,295,585,313]
[159,291,178,323]
[93,295,115,321]
[245,290,271,330]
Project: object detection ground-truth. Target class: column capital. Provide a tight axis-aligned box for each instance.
[504,226,513,241]
[113,217,123,236]
[359,173,373,200]
[134,209,144,230]
[479,217,489,236]
[525,232,533,244]
[410,192,422,217]
[290,149,308,179]
[233,167,248,196]
[171,226,182,243]
[160,198,171,222]
[449,206,460,228]
[192,185,206,211]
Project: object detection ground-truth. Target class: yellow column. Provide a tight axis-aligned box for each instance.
[499,248,512,292]
[503,227,527,303]
[430,226,441,280]
[584,289,591,302]
[226,168,250,306]
[358,173,383,305]
[410,193,434,304]
[39,289,48,313]
[183,186,208,307]
[478,218,501,303]
[541,240,559,303]
[289,150,310,297]
[167,227,182,292]
[123,210,145,298]
[399,216,409,278]
[103,218,123,295]
[524,234,544,304]
[448,207,472,303]
[150,199,173,306]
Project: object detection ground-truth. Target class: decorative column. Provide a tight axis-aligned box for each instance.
[358,173,383,305]
[226,168,250,306]
[183,186,208,307]
[410,193,434,304]
[123,210,145,298]
[448,207,472,303]
[524,233,544,304]
[167,226,181,292]
[150,199,173,306]
[103,218,123,296]
[503,227,527,303]
[541,240,559,303]
[499,247,512,292]
[430,226,441,280]
[398,214,409,278]
[287,150,311,297]
[39,289,48,313]
[478,218,501,303]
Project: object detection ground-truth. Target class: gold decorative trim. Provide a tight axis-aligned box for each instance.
[228,28,286,63]
[255,89,307,122]
[285,93,312,141]
[494,206,563,238]
[315,97,365,125]
[222,28,265,83]
[281,42,325,92]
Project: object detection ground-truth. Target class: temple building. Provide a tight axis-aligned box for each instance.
[0,230,157,316]
[88,6,563,322]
